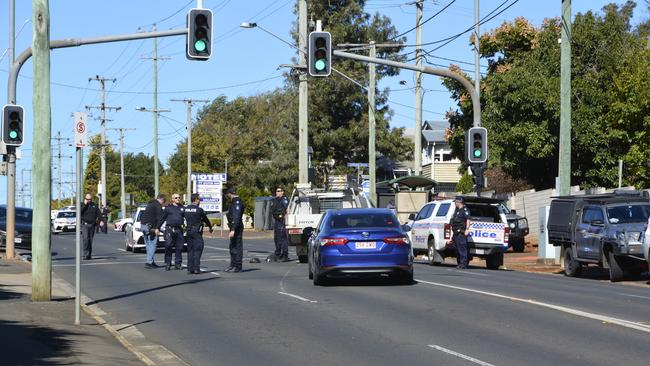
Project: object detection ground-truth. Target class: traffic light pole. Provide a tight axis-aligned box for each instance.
[298,0,309,185]
[6,27,188,301]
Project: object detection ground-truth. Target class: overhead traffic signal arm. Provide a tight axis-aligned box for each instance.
[308,31,331,77]
[187,8,213,60]
[2,104,24,147]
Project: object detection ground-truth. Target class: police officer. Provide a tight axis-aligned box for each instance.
[158,193,185,271]
[271,187,290,262]
[450,196,471,269]
[80,193,101,260]
[184,193,213,274]
[225,187,244,273]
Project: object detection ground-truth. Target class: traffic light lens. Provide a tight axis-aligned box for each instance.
[9,131,17,139]
[314,59,326,71]
[315,37,326,48]
[9,111,19,120]
[194,40,207,52]
[473,149,481,157]
[195,14,207,26]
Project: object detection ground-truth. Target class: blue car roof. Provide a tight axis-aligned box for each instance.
[328,208,395,215]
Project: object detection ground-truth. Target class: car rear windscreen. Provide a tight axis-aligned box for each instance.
[57,211,76,218]
[329,213,399,229]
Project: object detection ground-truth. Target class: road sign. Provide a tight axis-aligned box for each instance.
[74,112,88,148]
[192,172,226,212]
[347,162,369,168]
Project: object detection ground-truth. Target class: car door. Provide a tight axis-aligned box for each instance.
[432,202,452,246]
[586,206,606,260]
[411,204,434,249]
[576,207,597,258]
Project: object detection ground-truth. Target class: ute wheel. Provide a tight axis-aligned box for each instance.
[563,249,581,277]
[298,255,308,263]
[607,251,624,282]
[125,240,132,252]
[485,252,503,270]
[427,238,443,266]
[511,238,525,253]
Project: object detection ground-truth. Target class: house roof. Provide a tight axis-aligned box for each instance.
[422,130,446,143]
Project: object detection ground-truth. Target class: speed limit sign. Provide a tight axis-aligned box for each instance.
[74,112,87,148]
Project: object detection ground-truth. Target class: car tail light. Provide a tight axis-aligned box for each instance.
[504,227,510,243]
[320,237,348,246]
[288,228,302,235]
[444,223,451,240]
[384,237,409,245]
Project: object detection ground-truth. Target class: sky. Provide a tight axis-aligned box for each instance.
[0,0,646,206]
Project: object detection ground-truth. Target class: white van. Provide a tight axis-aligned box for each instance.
[408,197,510,269]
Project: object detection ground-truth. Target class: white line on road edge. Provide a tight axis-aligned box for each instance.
[416,279,650,334]
[617,293,650,300]
[445,268,489,277]
[278,268,317,303]
[428,345,495,366]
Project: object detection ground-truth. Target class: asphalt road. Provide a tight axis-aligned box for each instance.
[48,231,650,366]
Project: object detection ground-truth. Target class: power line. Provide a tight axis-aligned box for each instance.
[391,0,458,40]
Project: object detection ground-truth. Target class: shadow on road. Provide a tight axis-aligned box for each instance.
[0,288,26,301]
[0,319,77,365]
[86,276,219,305]
[321,276,417,287]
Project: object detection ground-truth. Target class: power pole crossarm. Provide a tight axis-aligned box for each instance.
[171,98,209,201]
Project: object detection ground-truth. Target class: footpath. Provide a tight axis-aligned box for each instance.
[0,255,144,365]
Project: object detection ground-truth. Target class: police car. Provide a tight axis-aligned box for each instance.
[124,206,188,252]
[408,196,511,270]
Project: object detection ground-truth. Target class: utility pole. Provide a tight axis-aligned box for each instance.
[4,0,17,260]
[298,0,309,184]
[559,0,572,196]
[108,128,135,219]
[474,0,480,97]
[52,131,71,206]
[86,76,120,207]
[171,98,209,201]
[368,41,377,206]
[31,0,52,301]
[142,24,171,197]
[136,107,170,193]
[414,0,424,176]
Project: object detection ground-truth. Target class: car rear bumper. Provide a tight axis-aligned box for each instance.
[52,225,76,233]
[319,264,413,277]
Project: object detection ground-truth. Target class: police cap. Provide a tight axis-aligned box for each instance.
[226,187,236,195]
[455,195,465,203]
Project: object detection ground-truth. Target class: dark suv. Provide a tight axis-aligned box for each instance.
[0,205,33,249]
[548,190,650,282]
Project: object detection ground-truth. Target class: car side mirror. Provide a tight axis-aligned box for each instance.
[408,213,416,221]
[510,209,516,214]
[402,224,412,232]
[590,219,604,227]
[303,227,315,237]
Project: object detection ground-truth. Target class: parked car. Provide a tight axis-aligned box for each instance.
[408,197,511,270]
[51,210,77,234]
[498,202,529,252]
[643,218,650,269]
[124,206,187,252]
[547,190,650,282]
[113,217,133,232]
[0,205,33,249]
[307,208,413,285]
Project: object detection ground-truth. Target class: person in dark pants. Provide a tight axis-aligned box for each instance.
[80,193,101,260]
[158,193,186,271]
[141,194,165,269]
[100,206,109,233]
[270,187,290,262]
[450,196,471,269]
[184,193,213,274]
[225,188,244,273]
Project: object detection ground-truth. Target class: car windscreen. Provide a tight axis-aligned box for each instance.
[56,211,76,218]
[606,204,650,224]
[0,207,32,222]
[328,213,399,229]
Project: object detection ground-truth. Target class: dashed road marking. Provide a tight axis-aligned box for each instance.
[428,345,495,366]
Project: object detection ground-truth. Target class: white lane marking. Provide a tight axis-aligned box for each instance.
[445,268,489,277]
[618,293,650,300]
[278,268,317,304]
[117,248,126,252]
[278,291,317,303]
[205,246,230,251]
[416,279,650,334]
[428,345,495,366]
[53,258,227,267]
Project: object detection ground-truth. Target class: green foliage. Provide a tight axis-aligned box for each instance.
[456,173,473,194]
[444,2,650,189]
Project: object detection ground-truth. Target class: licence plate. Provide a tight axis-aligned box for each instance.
[14,238,22,243]
[355,241,376,249]
[67,225,75,229]
[473,249,485,255]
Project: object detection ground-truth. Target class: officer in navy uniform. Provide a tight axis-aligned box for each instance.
[80,193,101,260]
[271,187,290,262]
[450,196,471,269]
[184,193,213,274]
[225,187,245,273]
[158,193,186,271]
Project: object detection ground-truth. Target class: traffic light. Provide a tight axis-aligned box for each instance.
[308,31,332,77]
[466,127,488,164]
[186,8,213,60]
[2,104,24,147]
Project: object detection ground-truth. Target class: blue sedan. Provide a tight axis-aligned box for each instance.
[307,208,414,285]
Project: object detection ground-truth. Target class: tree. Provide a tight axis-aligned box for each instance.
[443,1,649,189]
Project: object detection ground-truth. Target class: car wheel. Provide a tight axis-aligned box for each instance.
[563,248,581,277]
[312,266,325,286]
[298,255,308,263]
[607,251,624,282]
[427,238,442,266]
[511,238,525,253]
[399,271,414,285]
[485,252,503,270]
[308,261,314,280]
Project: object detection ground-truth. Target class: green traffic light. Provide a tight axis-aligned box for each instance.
[473,149,482,158]
[314,59,326,71]
[194,39,207,52]
[9,131,18,139]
